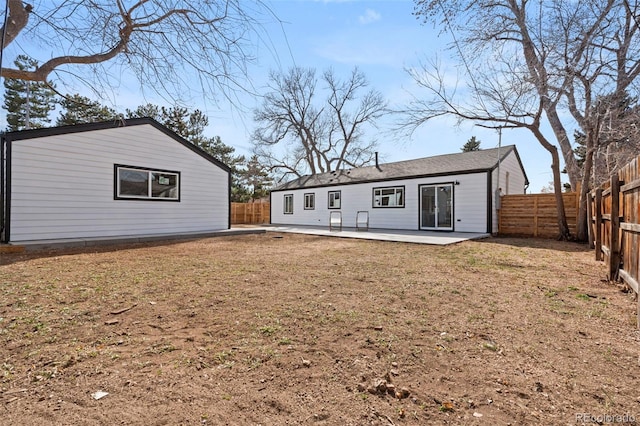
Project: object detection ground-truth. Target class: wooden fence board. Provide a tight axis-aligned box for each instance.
[498,192,579,238]
[591,154,640,328]
[231,202,270,224]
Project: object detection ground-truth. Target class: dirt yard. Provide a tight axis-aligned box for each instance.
[0,233,638,425]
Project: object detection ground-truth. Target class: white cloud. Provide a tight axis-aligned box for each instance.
[358,9,381,25]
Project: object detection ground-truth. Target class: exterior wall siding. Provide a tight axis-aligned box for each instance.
[271,172,489,232]
[490,150,527,232]
[8,124,229,242]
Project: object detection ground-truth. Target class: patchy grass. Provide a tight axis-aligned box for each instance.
[0,233,637,425]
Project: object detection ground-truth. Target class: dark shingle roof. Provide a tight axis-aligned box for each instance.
[274,145,527,191]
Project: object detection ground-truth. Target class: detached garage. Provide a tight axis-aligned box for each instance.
[0,118,231,244]
[270,146,528,234]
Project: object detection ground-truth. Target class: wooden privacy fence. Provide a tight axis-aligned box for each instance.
[589,154,640,327]
[231,202,270,224]
[498,192,579,238]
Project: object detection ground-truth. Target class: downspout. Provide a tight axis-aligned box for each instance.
[0,135,4,242]
[494,128,502,234]
[0,2,8,242]
[495,127,502,208]
[227,170,231,229]
[486,170,493,234]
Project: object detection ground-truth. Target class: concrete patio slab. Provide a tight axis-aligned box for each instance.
[259,225,490,245]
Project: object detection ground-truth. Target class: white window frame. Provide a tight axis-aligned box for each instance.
[373,186,405,208]
[115,164,180,201]
[328,190,341,209]
[304,193,315,210]
[284,194,294,214]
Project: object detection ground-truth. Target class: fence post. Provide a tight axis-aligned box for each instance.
[609,176,621,280]
[587,191,594,249]
[594,189,602,261]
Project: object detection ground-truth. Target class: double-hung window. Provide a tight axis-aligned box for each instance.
[304,193,315,210]
[284,194,294,214]
[373,186,404,208]
[328,190,341,209]
[115,165,180,201]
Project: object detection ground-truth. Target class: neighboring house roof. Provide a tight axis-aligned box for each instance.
[274,145,528,191]
[1,117,231,173]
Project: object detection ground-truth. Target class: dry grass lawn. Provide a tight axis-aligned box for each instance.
[0,233,638,425]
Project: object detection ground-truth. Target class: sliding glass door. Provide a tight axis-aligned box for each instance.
[420,184,453,230]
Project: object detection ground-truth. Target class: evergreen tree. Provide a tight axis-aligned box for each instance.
[3,55,56,131]
[126,104,248,198]
[236,155,272,202]
[56,94,118,126]
[125,103,161,122]
[461,136,481,152]
[126,105,245,167]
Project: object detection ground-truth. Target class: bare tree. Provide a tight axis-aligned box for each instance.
[575,93,640,188]
[409,0,640,241]
[0,1,270,102]
[252,67,387,180]
[401,54,573,239]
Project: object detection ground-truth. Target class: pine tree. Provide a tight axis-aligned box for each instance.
[3,55,57,131]
[237,155,272,202]
[56,94,118,126]
[461,136,481,152]
[126,104,248,198]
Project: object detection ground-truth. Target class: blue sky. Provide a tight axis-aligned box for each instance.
[205,0,561,192]
[4,0,563,192]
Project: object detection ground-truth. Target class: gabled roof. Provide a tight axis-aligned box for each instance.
[1,117,231,173]
[274,145,528,191]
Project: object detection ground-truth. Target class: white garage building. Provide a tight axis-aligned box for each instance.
[1,118,231,244]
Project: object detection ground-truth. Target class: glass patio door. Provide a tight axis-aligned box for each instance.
[420,184,453,230]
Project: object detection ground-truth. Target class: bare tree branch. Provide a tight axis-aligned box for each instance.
[0,1,273,103]
[253,66,387,179]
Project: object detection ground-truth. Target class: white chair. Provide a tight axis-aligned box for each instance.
[329,211,342,231]
[356,211,369,231]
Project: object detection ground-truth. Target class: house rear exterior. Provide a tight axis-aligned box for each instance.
[0,118,230,244]
[270,146,528,234]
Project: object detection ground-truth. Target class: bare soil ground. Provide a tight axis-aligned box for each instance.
[0,233,638,425]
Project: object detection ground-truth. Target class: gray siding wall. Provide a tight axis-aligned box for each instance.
[491,149,527,232]
[9,124,229,242]
[271,172,489,232]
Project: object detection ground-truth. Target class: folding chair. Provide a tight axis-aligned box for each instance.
[356,211,369,231]
[329,211,342,231]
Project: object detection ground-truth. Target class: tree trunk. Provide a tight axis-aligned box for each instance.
[576,148,594,242]
[545,106,581,190]
[550,147,572,240]
[530,126,572,240]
